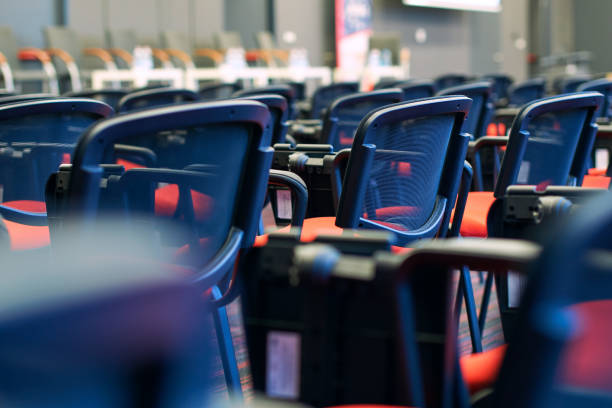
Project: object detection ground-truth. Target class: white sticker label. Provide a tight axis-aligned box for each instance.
[595,148,609,171]
[517,161,530,184]
[266,331,301,399]
[276,189,292,220]
[507,270,528,308]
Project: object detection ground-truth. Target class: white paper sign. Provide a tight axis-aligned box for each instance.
[276,189,292,220]
[266,331,301,399]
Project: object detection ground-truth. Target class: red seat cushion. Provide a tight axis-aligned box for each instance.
[459,345,507,394]
[154,184,213,221]
[460,300,612,395]
[587,168,607,177]
[117,158,145,171]
[582,174,611,189]
[456,191,496,238]
[1,200,49,250]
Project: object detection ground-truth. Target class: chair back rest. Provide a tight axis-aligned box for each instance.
[508,78,546,107]
[310,82,359,120]
[118,88,199,113]
[437,81,494,139]
[321,89,404,150]
[578,78,612,120]
[105,29,138,51]
[434,74,468,90]
[483,74,514,101]
[238,94,289,145]
[198,82,242,101]
[0,26,20,68]
[44,26,82,70]
[67,100,273,260]
[64,89,128,111]
[495,92,603,198]
[161,30,190,53]
[336,96,472,245]
[396,80,436,101]
[233,84,296,118]
[0,99,112,201]
[560,75,591,93]
[214,31,243,50]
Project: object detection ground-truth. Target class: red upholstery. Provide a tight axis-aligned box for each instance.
[588,168,607,176]
[460,300,612,395]
[117,158,144,171]
[456,191,496,238]
[1,200,49,250]
[459,345,507,394]
[371,206,416,220]
[582,174,611,189]
[154,184,213,221]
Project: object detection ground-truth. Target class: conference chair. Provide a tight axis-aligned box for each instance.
[44,26,118,92]
[233,84,297,119]
[507,77,546,107]
[198,82,242,101]
[64,89,128,111]
[105,28,172,69]
[308,81,360,120]
[117,88,199,113]
[482,73,513,104]
[437,82,495,190]
[395,79,436,101]
[238,94,289,146]
[0,241,213,408]
[0,98,113,251]
[559,74,591,93]
[0,26,59,94]
[434,73,468,90]
[254,31,289,67]
[161,30,225,69]
[577,78,612,120]
[462,92,603,239]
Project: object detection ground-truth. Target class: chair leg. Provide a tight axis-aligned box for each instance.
[478,272,494,334]
[211,286,244,400]
[460,266,483,353]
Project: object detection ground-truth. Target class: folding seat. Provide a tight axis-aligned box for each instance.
[482,73,513,105]
[63,89,128,111]
[233,84,297,119]
[577,78,612,120]
[0,26,59,94]
[44,26,119,92]
[507,77,546,107]
[461,92,603,239]
[270,96,471,248]
[437,82,494,190]
[307,82,360,119]
[434,73,468,90]
[198,82,242,101]
[117,88,199,113]
[0,235,213,408]
[0,98,112,251]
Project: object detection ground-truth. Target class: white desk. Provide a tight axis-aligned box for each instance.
[91,69,184,90]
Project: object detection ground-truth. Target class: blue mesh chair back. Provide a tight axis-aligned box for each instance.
[238,94,288,145]
[309,82,359,119]
[198,82,242,101]
[0,94,59,106]
[482,74,514,102]
[494,92,603,198]
[233,84,296,119]
[320,89,404,150]
[335,96,471,245]
[507,78,546,107]
[577,78,612,120]
[437,81,494,139]
[0,99,112,203]
[374,79,403,90]
[0,248,212,408]
[117,88,199,113]
[66,100,273,276]
[434,74,468,90]
[64,89,128,111]
[395,80,436,101]
[560,75,591,93]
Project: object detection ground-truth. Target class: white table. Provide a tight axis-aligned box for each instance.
[91,69,184,90]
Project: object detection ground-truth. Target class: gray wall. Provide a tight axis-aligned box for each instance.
[68,0,224,49]
[224,0,269,50]
[0,0,58,47]
[573,0,612,74]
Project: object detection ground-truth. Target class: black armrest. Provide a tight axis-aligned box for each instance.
[468,136,509,155]
[114,144,157,168]
[268,169,308,227]
[449,161,473,237]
